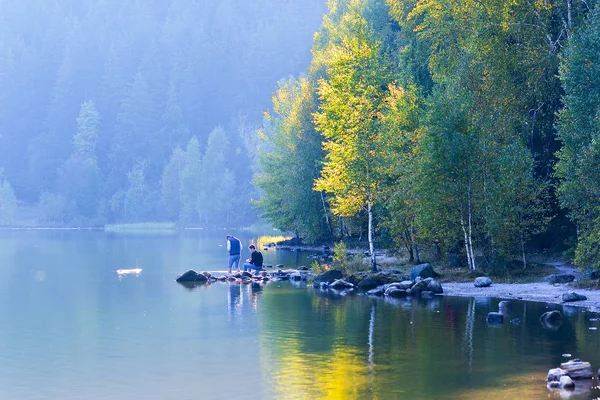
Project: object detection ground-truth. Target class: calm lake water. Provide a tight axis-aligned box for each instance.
[0,230,599,399]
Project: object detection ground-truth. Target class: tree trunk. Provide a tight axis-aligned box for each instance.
[411,225,421,264]
[521,230,527,270]
[367,196,376,272]
[321,191,333,239]
[467,181,476,270]
[461,214,472,270]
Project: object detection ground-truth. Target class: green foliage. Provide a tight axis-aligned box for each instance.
[556,5,600,269]
[255,76,331,243]
[38,192,74,225]
[311,260,329,274]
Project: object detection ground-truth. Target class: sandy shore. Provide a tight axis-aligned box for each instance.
[441,281,600,312]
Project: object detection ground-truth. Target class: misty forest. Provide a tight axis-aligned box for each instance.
[1,0,600,271]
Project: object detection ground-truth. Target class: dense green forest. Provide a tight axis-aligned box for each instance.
[256,0,600,270]
[0,0,325,227]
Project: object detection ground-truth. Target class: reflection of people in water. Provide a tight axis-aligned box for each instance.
[227,283,242,317]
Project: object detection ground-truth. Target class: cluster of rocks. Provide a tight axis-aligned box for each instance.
[310,263,443,299]
[175,269,273,286]
[547,359,596,393]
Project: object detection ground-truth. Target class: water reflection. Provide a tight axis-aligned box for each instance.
[260,285,600,400]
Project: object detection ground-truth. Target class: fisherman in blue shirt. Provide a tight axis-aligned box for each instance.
[226,235,242,274]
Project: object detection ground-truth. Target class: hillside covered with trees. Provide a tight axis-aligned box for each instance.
[0,0,325,227]
[256,0,600,270]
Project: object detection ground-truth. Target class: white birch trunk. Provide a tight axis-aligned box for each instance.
[367,195,376,272]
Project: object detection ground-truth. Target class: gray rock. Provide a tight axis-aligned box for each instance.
[559,375,575,390]
[329,279,354,290]
[411,280,429,294]
[547,381,560,389]
[474,277,492,287]
[357,276,385,291]
[315,270,343,283]
[486,312,504,325]
[289,272,303,281]
[421,291,436,299]
[562,292,587,302]
[498,301,512,315]
[367,287,385,296]
[297,266,309,271]
[386,288,407,298]
[175,269,208,283]
[201,271,212,279]
[409,263,437,281]
[540,310,563,330]
[545,274,575,284]
[427,279,443,294]
[560,359,594,379]
[394,280,414,290]
[241,271,253,278]
[548,368,567,382]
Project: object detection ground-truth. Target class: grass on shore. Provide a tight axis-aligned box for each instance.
[253,235,292,248]
[432,262,558,284]
[104,222,177,234]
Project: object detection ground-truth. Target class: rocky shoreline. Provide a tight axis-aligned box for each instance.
[175,262,600,312]
[440,281,600,312]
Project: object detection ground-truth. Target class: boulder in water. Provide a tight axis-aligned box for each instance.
[486,312,504,325]
[175,270,208,283]
[540,310,563,330]
[315,270,343,283]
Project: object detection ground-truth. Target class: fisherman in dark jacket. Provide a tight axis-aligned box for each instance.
[226,235,242,274]
[243,244,263,272]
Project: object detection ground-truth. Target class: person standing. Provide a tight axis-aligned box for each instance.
[243,244,263,272]
[226,235,242,274]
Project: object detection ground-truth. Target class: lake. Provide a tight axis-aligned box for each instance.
[0,230,599,399]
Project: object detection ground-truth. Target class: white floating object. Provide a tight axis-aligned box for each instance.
[589,327,598,331]
[117,268,142,275]
[562,353,572,358]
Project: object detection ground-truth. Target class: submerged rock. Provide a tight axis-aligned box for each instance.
[540,310,563,330]
[486,312,504,325]
[474,277,492,287]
